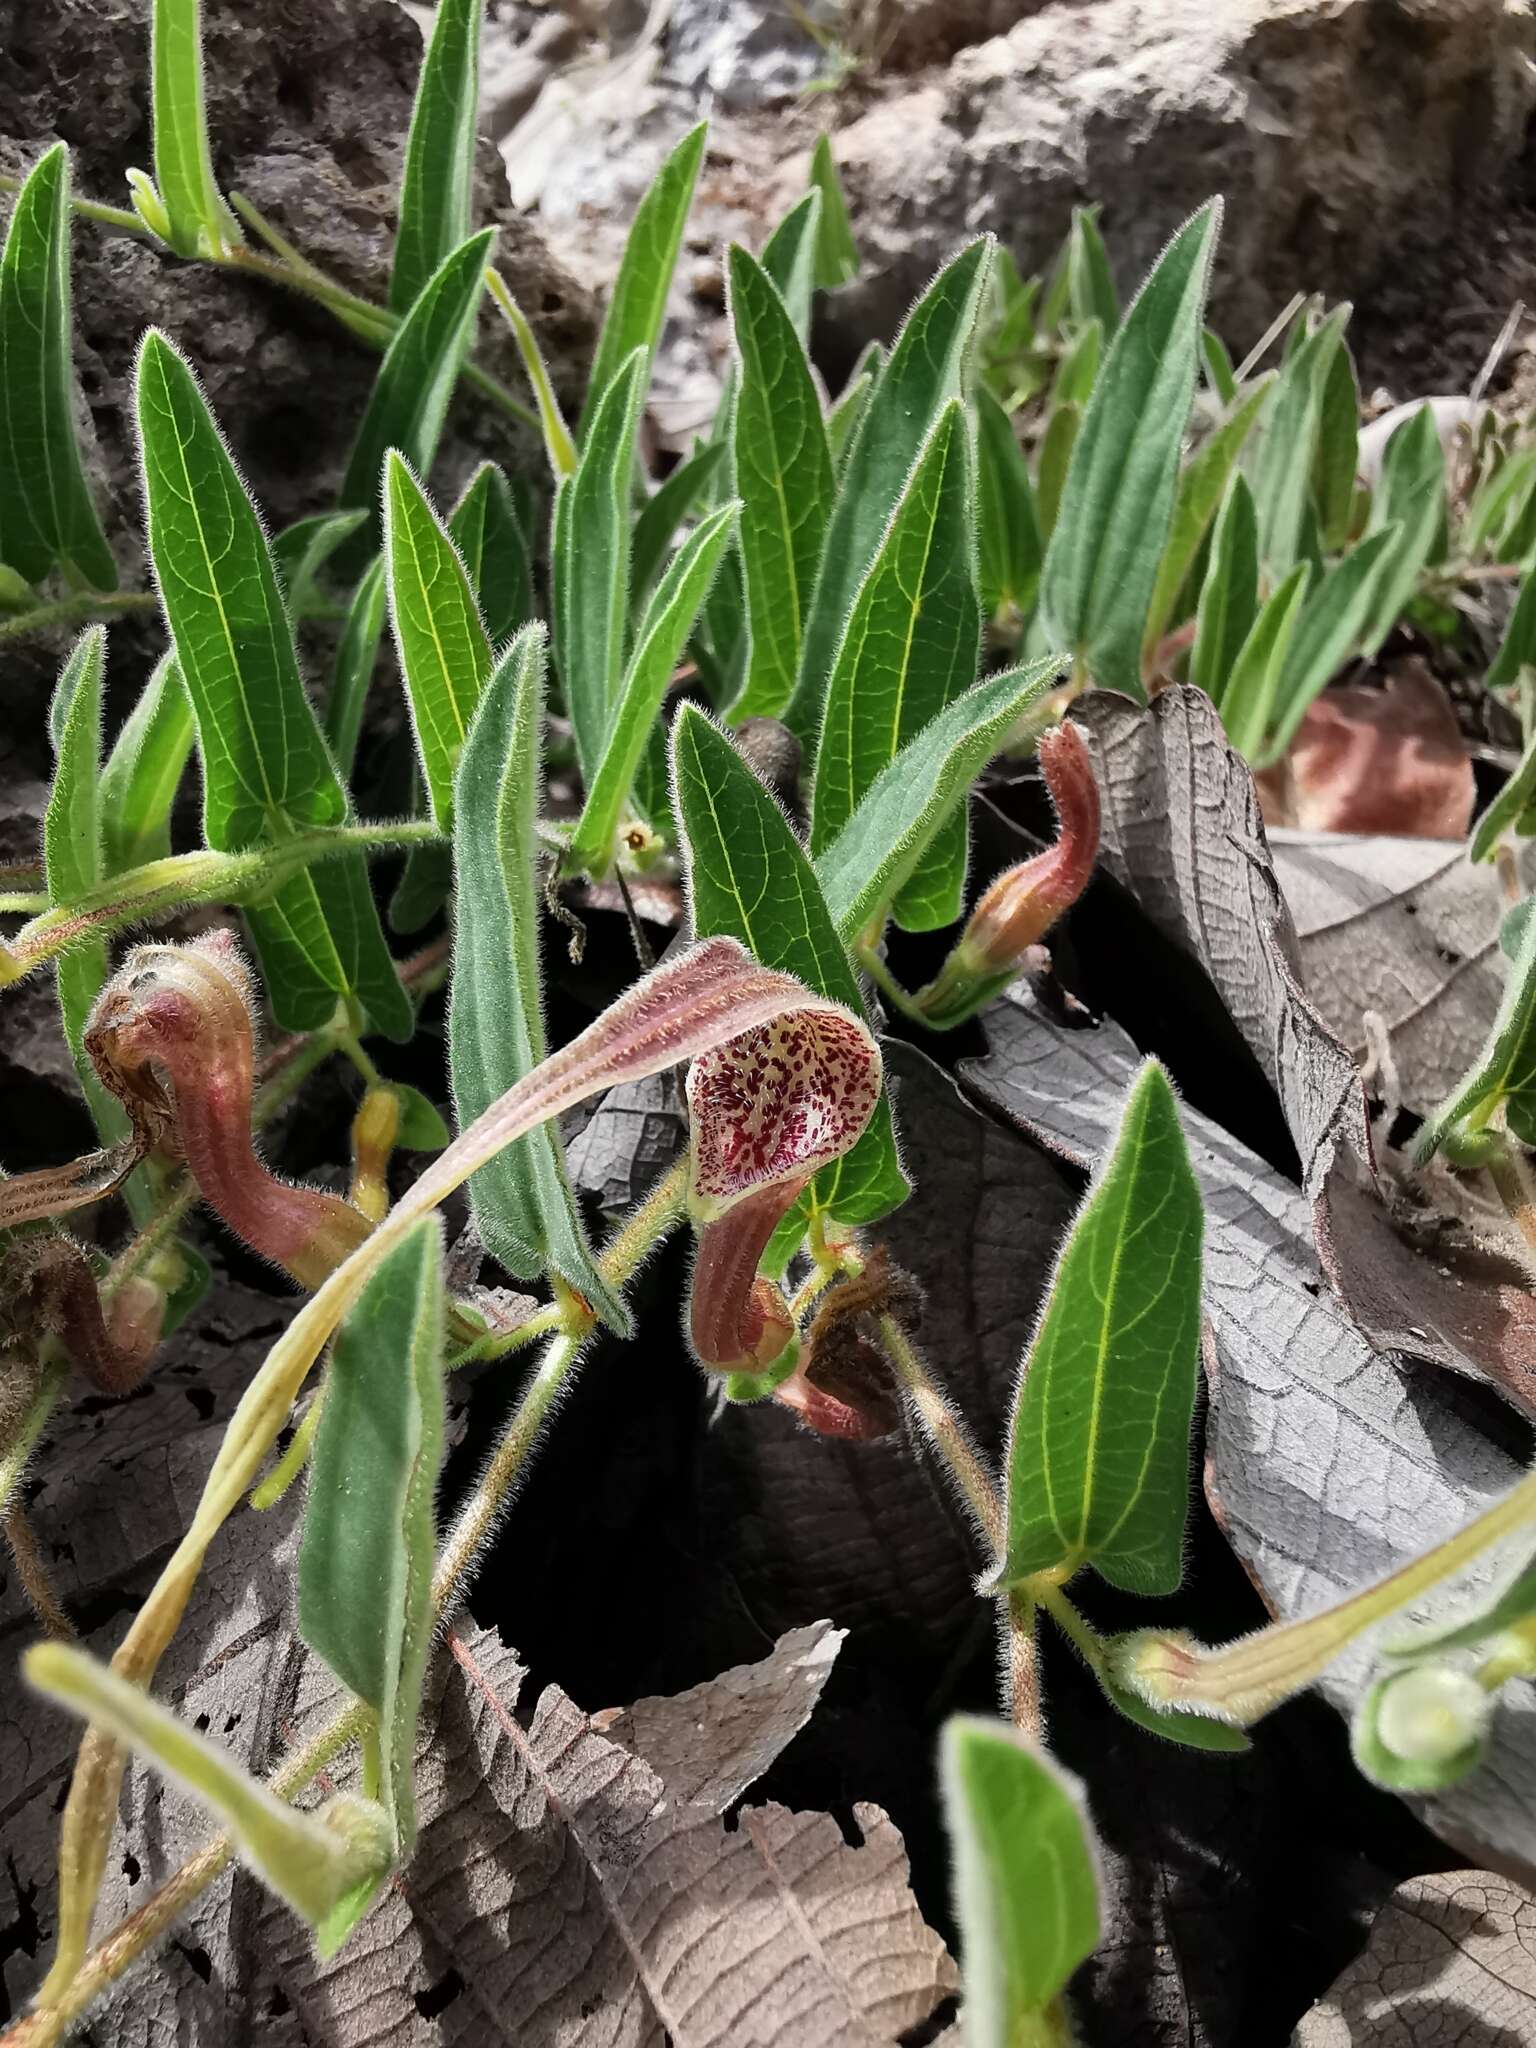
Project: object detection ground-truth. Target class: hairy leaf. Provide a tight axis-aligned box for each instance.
[567,501,738,878]
[1217,560,1309,759]
[389,0,482,314]
[1190,471,1259,705]
[758,187,821,339]
[942,1717,1101,2042]
[450,628,624,1325]
[810,400,981,931]
[630,440,728,605]
[0,143,117,590]
[385,450,494,831]
[975,384,1041,621]
[325,555,389,779]
[578,122,706,441]
[1312,331,1360,551]
[809,133,859,289]
[1040,203,1221,696]
[100,653,195,873]
[448,458,532,645]
[727,244,834,722]
[149,0,237,258]
[299,1216,445,1882]
[794,238,992,741]
[996,1060,1203,1593]
[1358,401,1444,653]
[814,656,1064,940]
[1416,901,1536,1161]
[1262,527,1398,762]
[270,508,369,619]
[673,705,909,1226]
[1248,305,1347,579]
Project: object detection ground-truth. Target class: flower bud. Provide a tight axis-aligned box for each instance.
[3,1236,164,1396]
[915,721,1100,1029]
[86,932,372,1290]
[1375,1663,1490,1768]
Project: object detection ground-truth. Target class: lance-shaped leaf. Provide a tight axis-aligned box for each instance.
[810,400,982,931]
[1189,470,1259,705]
[448,458,532,645]
[578,122,706,442]
[325,556,388,780]
[1416,904,1536,1162]
[1067,204,1118,335]
[813,655,1064,940]
[451,629,625,1327]
[994,1059,1203,1593]
[1313,330,1361,550]
[1217,560,1310,761]
[1050,318,1101,410]
[389,0,482,314]
[45,627,123,1143]
[0,144,117,591]
[24,1642,389,1949]
[1036,399,1079,542]
[337,227,495,562]
[299,1215,446,1902]
[271,508,369,619]
[1138,375,1273,673]
[975,385,1042,621]
[148,0,239,258]
[1039,201,1220,698]
[1259,525,1399,763]
[555,348,646,783]
[673,704,908,1227]
[100,654,195,873]
[940,1717,1101,2048]
[1247,304,1348,579]
[827,360,875,474]
[385,450,493,831]
[630,440,727,605]
[759,187,821,339]
[1358,401,1445,653]
[566,501,738,878]
[137,331,406,1035]
[793,238,992,741]
[727,244,834,723]
[809,133,859,289]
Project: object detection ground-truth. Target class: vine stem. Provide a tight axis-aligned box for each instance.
[0,591,159,646]
[11,1165,689,2037]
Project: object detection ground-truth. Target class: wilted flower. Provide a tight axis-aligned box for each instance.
[916,721,1100,1028]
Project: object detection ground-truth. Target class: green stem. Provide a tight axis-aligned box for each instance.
[0,590,158,645]
[0,893,49,915]
[0,1349,70,1520]
[855,943,930,1027]
[877,1313,1004,1557]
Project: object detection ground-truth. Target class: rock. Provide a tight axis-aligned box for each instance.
[813,0,1536,357]
[659,0,833,108]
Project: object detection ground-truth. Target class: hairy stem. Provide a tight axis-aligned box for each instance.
[0,590,158,647]
[877,1313,1004,1557]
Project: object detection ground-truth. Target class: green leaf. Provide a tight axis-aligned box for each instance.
[1415,902,1536,1163]
[578,122,706,442]
[1138,376,1274,674]
[385,450,494,832]
[44,627,122,1142]
[1092,1645,1252,1751]
[1050,318,1101,410]
[555,348,647,784]
[1201,328,1237,406]
[813,656,1064,941]
[1216,561,1310,761]
[809,401,982,932]
[1068,205,1118,336]
[337,228,495,562]
[299,1215,445,1874]
[325,556,389,780]
[485,268,577,480]
[272,509,370,619]
[25,1642,389,1944]
[826,364,875,476]
[1358,402,1445,653]
[758,188,822,339]
[0,144,117,591]
[1035,400,1079,543]
[1312,332,1360,550]
[388,1083,451,1152]
[100,653,196,874]
[1039,202,1221,698]
[1486,563,1536,699]
[389,0,482,314]
[1247,304,1348,579]
[1467,446,1536,561]
[808,134,860,290]
[1189,472,1259,706]
[630,441,728,605]
[726,244,835,723]
[673,704,909,1227]
[793,238,993,743]
[1260,526,1399,763]
[1473,714,1536,861]
[940,1716,1101,2043]
[307,853,415,1045]
[136,330,406,1036]
[997,1060,1203,1593]
[149,0,238,258]
[975,385,1042,621]
[448,459,533,645]
[566,502,738,878]
[450,628,627,1326]
[389,840,452,937]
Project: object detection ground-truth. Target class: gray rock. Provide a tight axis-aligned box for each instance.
[660,0,833,108]
[810,0,1536,354]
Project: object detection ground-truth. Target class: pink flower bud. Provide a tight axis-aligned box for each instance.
[916,721,1100,1027]
[4,1237,164,1396]
[86,933,372,1290]
[685,1007,882,1373]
